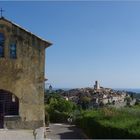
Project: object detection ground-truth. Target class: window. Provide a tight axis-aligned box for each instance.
[0,33,4,58]
[10,43,17,59]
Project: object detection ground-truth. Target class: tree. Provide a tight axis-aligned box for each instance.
[80,96,91,109]
[45,93,77,123]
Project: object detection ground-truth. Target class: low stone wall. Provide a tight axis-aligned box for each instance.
[4,116,43,129]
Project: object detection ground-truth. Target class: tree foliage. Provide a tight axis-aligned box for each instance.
[45,93,77,123]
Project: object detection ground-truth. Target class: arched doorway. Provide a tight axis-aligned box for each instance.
[0,90,19,128]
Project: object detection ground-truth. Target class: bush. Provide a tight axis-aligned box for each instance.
[45,93,77,123]
[49,110,69,123]
[75,107,140,139]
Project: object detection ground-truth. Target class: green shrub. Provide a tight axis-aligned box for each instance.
[49,110,69,123]
[45,93,78,123]
[75,107,140,139]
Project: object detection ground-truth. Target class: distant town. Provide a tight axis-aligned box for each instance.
[46,81,140,109]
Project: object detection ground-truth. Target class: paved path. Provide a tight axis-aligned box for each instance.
[0,128,46,140]
[0,124,87,140]
[0,129,34,140]
[46,123,87,139]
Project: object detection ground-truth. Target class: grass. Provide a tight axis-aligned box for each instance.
[75,106,140,139]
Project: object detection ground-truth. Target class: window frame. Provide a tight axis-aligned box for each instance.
[0,33,5,58]
[9,43,17,59]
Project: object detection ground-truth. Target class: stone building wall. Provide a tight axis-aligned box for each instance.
[0,18,50,129]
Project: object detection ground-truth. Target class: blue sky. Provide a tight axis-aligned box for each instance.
[1,1,140,89]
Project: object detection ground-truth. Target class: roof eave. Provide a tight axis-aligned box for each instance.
[45,42,53,48]
[0,17,52,48]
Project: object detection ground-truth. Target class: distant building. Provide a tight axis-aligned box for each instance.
[49,85,53,93]
[64,96,69,101]
[94,81,100,90]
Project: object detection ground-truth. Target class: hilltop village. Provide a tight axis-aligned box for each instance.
[53,81,136,108]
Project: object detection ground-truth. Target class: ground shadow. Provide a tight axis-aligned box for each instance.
[57,125,87,139]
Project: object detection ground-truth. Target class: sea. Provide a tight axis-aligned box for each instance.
[50,88,140,93]
[115,88,140,93]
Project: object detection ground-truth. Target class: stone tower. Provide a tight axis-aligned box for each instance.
[94,81,100,90]
[0,17,52,129]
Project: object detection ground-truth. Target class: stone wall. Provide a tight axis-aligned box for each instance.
[0,18,48,129]
[4,116,44,129]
